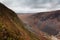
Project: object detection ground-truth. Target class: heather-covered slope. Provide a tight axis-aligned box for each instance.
[0,3,42,40]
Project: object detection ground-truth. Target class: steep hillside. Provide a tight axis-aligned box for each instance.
[0,3,45,40]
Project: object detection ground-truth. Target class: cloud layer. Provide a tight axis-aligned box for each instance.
[0,0,60,13]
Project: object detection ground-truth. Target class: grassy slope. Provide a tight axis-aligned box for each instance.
[0,3,41,40]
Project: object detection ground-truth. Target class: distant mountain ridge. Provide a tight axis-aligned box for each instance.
[27,10,60,35]
[18,10,60,39]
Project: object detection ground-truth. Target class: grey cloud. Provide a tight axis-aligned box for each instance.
[0,0,60,13]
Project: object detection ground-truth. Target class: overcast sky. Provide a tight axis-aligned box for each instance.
[0,0,60,13]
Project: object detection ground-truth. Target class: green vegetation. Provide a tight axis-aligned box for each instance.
[0,23,18,40]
